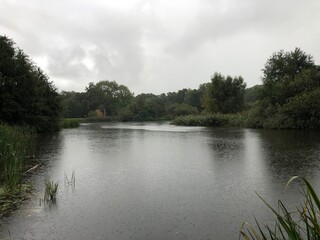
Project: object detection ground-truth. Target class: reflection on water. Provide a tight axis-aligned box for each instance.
[1,123,320,239]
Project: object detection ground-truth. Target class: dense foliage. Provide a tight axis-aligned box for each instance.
[202,73,246,113]
[59,47,319,129]
[60,84,205,121]
[172,113,245,127]
[247,48,320,129]
[0,36,61,132]
[60,74,246,121]
[244,85,262,105]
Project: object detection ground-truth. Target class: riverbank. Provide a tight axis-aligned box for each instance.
[0,124,35,216]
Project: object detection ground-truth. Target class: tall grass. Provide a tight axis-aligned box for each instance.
[240,176,320,240]
[43,178,58,204]
[0,124,34,190]
[60,119,80,128]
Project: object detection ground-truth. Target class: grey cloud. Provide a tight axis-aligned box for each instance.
[165,0,315,57]
[0,0,320,94]
[0,0,146,91]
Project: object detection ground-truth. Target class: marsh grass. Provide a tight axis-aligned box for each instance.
[43,178,58,204]
[0,124,34,190]
[240,176,320,240]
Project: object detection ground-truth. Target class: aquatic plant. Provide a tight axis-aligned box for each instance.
[44,178,58,204]
[240,176,320,240]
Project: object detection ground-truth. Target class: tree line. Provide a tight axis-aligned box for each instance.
[59,48,320,129]
[1,35,319,131]
[60,75,248,122]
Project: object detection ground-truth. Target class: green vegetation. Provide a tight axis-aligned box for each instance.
[240,177,320,239]
[246,48,320,129]
[173,49,320,128]
[0,35,62,214]
[0,124,35,216]
[43,178,58,204]
[60,119,80,128]
[0,124,34,190]
[202,73,246,114]
[1,34,319,129]
[0,184,31,217]
[0,36,61,132]
[172,113,246,127]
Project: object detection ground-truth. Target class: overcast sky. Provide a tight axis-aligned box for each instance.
[1,0,320,94]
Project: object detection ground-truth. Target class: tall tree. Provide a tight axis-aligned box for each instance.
[60,91,88,118]
[0,35,61,132]
[261,48,318,106]
[85,80,133,116]
[247,48,320,129]
[203,73,246,113]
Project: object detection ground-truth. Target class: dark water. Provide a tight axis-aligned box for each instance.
[1,122,320,239]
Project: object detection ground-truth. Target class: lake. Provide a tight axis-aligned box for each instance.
[1,122,320,239]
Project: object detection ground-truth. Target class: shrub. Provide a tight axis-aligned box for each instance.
[172,113,245,127]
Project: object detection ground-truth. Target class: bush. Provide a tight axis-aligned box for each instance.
[246,88,320,129]
[172,113,246,127]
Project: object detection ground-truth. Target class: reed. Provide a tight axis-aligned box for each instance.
[43,178,58,204]
[0,124,34,190]
[240,176,320,240]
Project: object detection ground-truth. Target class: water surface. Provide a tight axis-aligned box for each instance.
[1,122,320,239]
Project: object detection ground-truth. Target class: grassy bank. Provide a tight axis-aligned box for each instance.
[172,113,246,127]
[60,118,80,128]
[0,124,35,216]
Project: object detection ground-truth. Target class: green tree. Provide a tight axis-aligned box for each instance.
[130,94,165,121]
[261,48,318,106]
[247,48,320,129]
[85,80,133,116]
[203,73,246,113]
[244,85,262,105]
[184,89,202,111]
[60,91,87,118]
[166,103,198,118]
[263,48,315,83]
[0,35,61,132]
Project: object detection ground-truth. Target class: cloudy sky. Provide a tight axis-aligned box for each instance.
[1,0,320,94]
